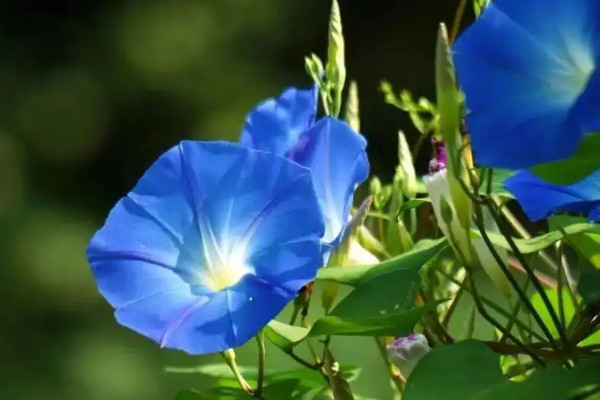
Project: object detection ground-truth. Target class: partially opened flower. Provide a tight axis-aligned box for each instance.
[505,169,600,222]
[241,86,369,248]
[86,141,325,355]
[387,333,431,379]
[453,0,600,168]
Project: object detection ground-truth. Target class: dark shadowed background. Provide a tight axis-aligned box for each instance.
[0,1,466,399]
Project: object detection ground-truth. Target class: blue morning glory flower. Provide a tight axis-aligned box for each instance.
[453,0,600,168]
[86,141,325,355]
[241,86,369,248]
[505,169,600,222]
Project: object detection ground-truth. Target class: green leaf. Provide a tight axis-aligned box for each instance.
[529,287,600,345]
[330,268,419,319]
[549,216,600,268]
[316,238,446,286]
[471,221,600,254]
[175,387,250,400]
[173,365,357,400]
[405,340,600,400]
[405,340,506,400]
[478,169,516,197]
[266,303,440,350]
[579,267,600,307]
[530,289,575,340]
[530,133,600,185]
[478,358,600,400]
[165,364,260,378]
[265,321,310,351]
[396,198,430,219]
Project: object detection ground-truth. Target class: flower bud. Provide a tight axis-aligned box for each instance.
[386,334,431,379]
[424,168,472,264]
[346,238,379,266]
[396,131,417,198]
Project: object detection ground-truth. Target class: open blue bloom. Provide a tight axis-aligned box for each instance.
[453,0,600,168]
[505,169,600,222]
[86,141,325,355]
[241,86,369,248]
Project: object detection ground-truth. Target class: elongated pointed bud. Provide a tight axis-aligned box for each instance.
[345,80,360,132]
[435,23,472,237]
[357,225,387,258]
[322,196,373,312]
[424,169,472,264]
[387,334,431,379]
[326,0,346,117]
[305,53,325,88]
[396,131,417,198]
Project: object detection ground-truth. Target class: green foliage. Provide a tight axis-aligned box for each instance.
[316,238,446,285]
[172,364,362,400]
[405,340,600,400]
[549,216,600,268]
[530,133,600,185]
[405,341,506,400]
[529,288,600,345]
[266,303,440,350]
[379,82,439,135]
[478,169,516,197]
[471,220,600,254]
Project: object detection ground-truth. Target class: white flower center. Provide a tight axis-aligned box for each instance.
[202,248,253,292]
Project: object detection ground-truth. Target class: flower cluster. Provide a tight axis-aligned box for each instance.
[84,0,600,398]
[87,86,369,354]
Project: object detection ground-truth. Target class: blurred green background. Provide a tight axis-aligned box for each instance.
[0,1,462,399]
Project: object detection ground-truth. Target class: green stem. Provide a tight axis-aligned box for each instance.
[222,349,254,396]
[450,0,468,42]
[500,278,531,345]
[494,198,559,273]
[556,243,566,329]
[438,268,546,343]
[466,271,546,366]
[256,331,266,396]
[473,200,559,350]
[283,349,322,371]
[289,302,301,326]
[411,133,428,160]
[558,242,580,310]
[442,285,465,327]
[485,199,569,350]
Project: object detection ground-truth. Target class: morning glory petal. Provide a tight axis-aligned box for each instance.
[504,169,600,222]
[160,275,293,354]
[240,86,319,156]
[288,117,369,246]
[87,141,325,354]
[453,0,600,168]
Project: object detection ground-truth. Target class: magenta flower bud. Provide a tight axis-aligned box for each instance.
[386,333,431,379]
[428,138,447,174]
